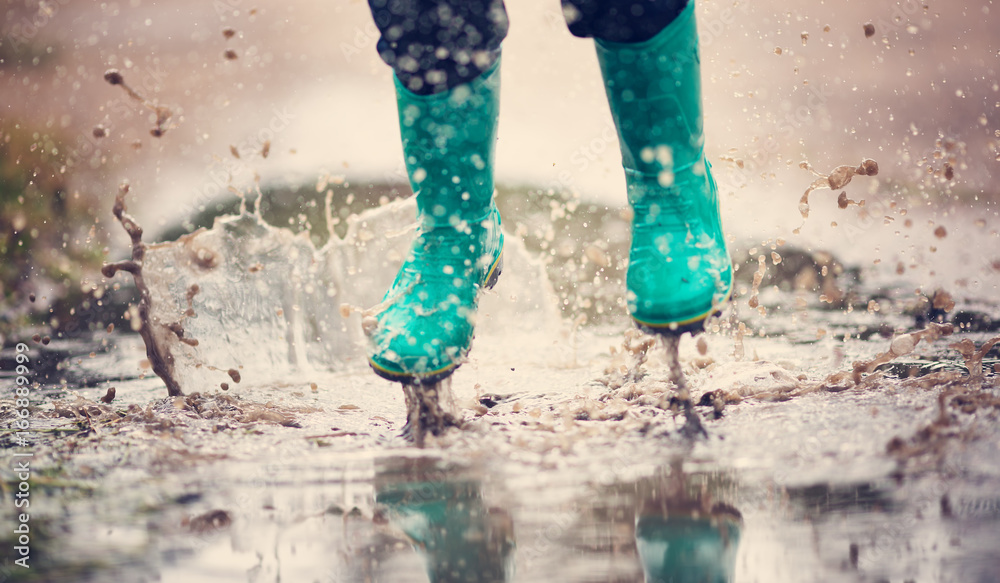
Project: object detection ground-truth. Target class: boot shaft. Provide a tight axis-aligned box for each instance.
[394,59,501,229]
[595,1,704,191]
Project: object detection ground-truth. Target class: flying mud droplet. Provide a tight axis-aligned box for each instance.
[584,243,609,268]
[220,382,229,391]
[733,322,747,361]
[92,126,107,139]
[222,28,236,40]
[934,225,947,239]
[99,387,116,404]
[261,140,270,159]
[800,32,809,45]
[864,23,876,38]
[103,70,124,85]
[696,336,708,356]
[932,289,956,314]
[230,145,240,159]
[228,368,241,384]
[103,68,174,137]
[224,49,238,61]
[795,159,878,233]
[748,255,766,309]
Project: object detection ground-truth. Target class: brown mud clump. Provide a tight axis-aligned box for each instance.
[102,183,185,397]
[100,387,116,404]
[886,335,1000,474]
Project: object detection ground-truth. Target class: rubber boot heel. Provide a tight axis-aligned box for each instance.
[635,309,721,338]
[484,251,503,291]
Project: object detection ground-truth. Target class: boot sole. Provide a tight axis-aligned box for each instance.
[632,286,732,338]
[633,312,717,338]
[369,245,504,386]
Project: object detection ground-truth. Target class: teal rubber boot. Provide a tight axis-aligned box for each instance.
[376,478,515,582]
[367,60,504,384]
[596,1,732,334]
[635,514,741,582]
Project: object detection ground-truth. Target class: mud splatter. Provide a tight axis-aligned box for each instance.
[661,335,707,438]
[794,159,879,234]
[102,183,184,397]
[747,254,767,311]
[402,379,462,448]
[848,322,954,384]
[103,69,174,137]
[950,335,1000,382]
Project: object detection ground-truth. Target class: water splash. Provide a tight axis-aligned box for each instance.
[104,184,560,395]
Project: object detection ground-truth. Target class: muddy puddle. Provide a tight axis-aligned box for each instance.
[3,181,1000,582]
[4,0,1000,579]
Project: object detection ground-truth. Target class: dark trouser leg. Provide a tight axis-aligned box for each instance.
[562,0,689,42]
[366,0,508,95]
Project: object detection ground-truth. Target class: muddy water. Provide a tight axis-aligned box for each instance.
[4,193,1000,582]
[4,0,1000,579]
[3,334,1000,583]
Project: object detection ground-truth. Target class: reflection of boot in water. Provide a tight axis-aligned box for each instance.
[635,513,741,583]
[375,459,514,583]
[635,462,742,583]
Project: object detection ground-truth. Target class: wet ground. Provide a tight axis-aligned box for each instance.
[3,187,1000,582]
[3,2,1000,579]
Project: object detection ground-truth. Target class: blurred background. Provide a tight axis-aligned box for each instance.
[2,0,999,334]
